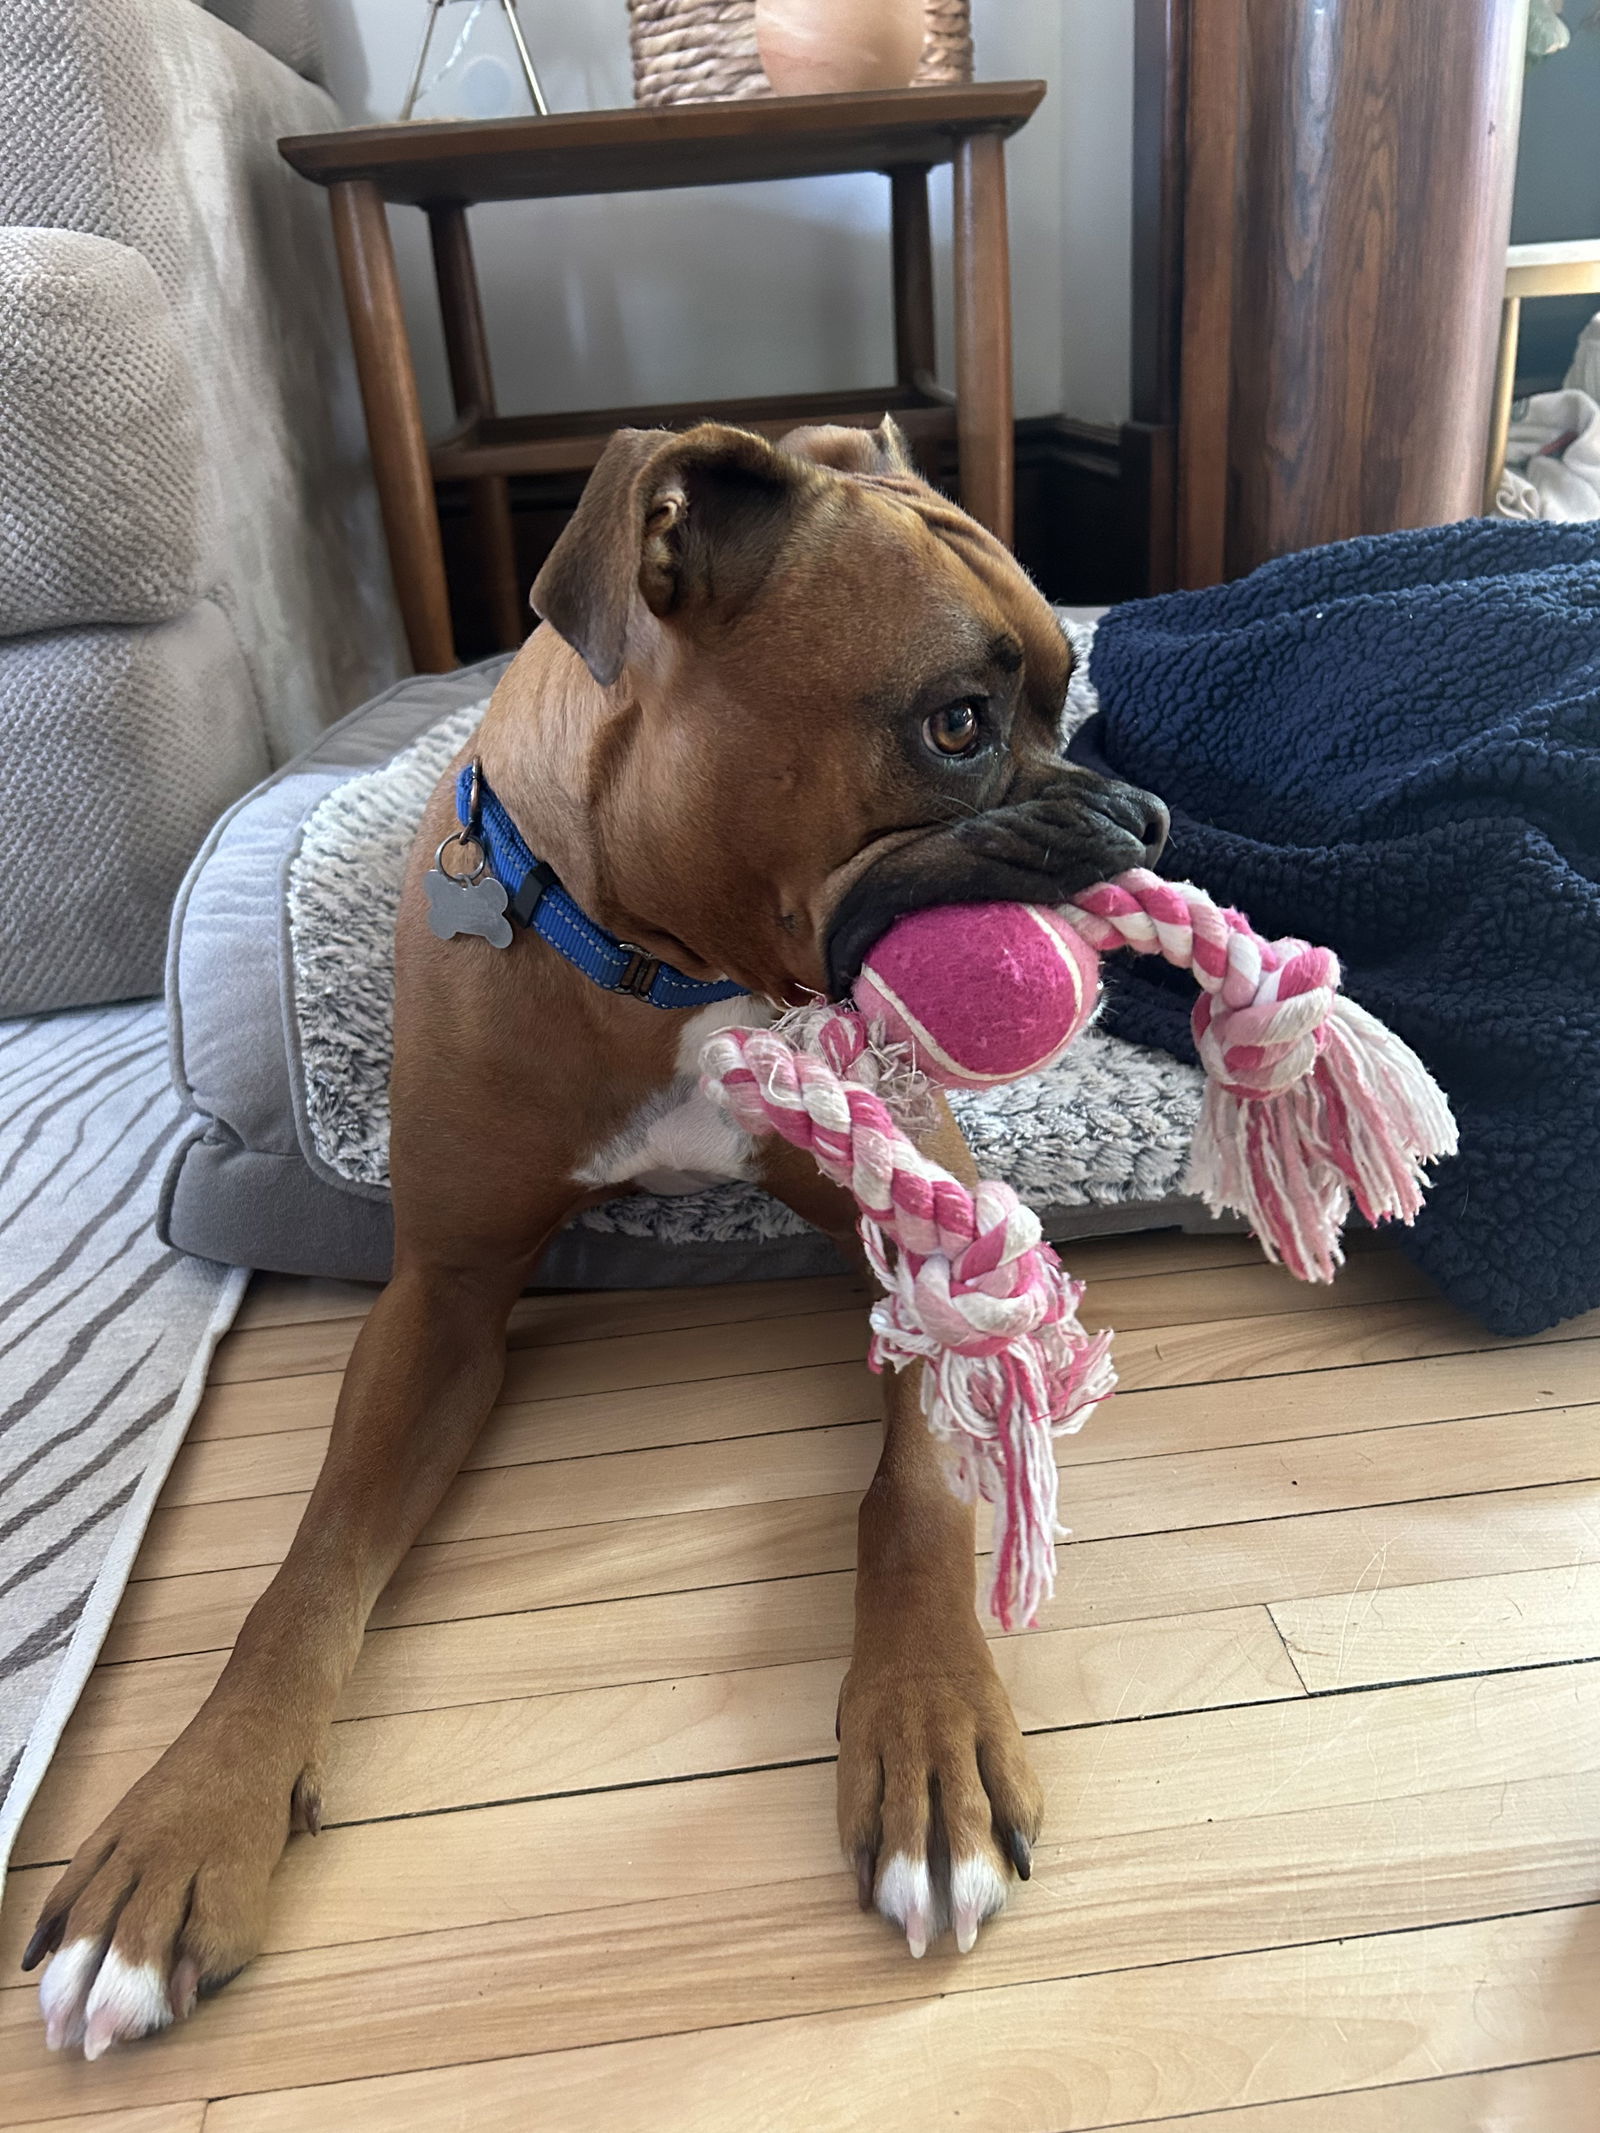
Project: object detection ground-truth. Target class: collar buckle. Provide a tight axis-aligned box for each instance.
[509,858,559,927]
[616,945,661,1000]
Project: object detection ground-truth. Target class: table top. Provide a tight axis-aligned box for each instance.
[279,82,1045,207]
[1504,238,1600,300]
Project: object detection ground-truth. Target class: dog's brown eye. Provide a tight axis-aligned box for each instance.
[923,701,982,756]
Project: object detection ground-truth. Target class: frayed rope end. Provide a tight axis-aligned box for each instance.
[1185,992,1459,1282]
[870,1251,1117,1631]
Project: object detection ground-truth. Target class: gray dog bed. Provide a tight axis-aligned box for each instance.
[159,647,1224,1286]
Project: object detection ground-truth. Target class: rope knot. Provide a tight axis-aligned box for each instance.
[1191,940,1340,1098]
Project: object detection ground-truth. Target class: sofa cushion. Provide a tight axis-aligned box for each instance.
[0,229,212,636]
[161,660,1228,1286]
[0,0,404,759]
[201,0,326,85]
[0,603,268,1014]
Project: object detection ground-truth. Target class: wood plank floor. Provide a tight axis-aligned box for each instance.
[4,1231,1599,2131]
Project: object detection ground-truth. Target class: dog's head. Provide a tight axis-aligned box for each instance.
[522,419,1167,1000]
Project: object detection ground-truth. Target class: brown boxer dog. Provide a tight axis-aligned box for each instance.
[27,419,1166,2056]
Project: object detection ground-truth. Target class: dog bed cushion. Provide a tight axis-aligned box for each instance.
[161,643,1226,1287]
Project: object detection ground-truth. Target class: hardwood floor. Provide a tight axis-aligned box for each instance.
[3,1231,1598,2130]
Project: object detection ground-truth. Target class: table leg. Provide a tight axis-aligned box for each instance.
[1483,293,1521,515]
[329,179,457,672]
[428,206,525,653]
[890,166,938,394]
[952,131,1014,546]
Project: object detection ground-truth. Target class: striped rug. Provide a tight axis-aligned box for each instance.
[0,999,244,1885]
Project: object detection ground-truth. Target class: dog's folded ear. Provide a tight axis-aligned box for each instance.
[777,417,915,478]
[531,424,817,688]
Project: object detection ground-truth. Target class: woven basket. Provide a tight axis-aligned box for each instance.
[627,0,972,107]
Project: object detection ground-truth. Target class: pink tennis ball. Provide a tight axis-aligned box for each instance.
[853,902,1101,1089]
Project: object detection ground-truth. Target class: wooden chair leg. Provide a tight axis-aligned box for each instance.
[429,206,525,654]
[952,132,1014,546]
[464,480,525,654]
[329,179,457,673]
[890,165,938,394]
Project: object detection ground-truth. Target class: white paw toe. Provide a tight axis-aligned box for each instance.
[951,1854,1009,1954]
[874,1853,945,1958]
[871,1850,1013,1957]
[82,1949,173,2059]
[41,1943,173,2060]
[39,1939,102,2053]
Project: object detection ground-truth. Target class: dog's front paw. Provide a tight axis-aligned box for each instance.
[23,1721,321,2058]
[835,1607,1042,1959]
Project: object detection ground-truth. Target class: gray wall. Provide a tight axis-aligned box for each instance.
[316,0,1134,432]
[1510,30,1600,388]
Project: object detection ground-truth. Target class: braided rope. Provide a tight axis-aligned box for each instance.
[702,1006,1113,1631]
[700,871,1455,1630]
[1062,869,1338,1097]
[1059,870,1457,1279]
[628,0,767,103]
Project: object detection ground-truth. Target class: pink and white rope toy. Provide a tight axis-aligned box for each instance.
[700,870,1457,1632]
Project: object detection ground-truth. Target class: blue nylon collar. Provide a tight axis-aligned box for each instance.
[455,764,746,1011]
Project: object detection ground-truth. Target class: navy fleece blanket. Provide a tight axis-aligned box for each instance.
[1073,519,1600,1336]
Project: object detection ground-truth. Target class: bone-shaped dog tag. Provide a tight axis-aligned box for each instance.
[424,866,513,949]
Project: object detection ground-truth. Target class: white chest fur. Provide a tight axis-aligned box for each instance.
[572,998,775,1196]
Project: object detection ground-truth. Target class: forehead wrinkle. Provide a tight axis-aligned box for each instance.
[851,617,1014,718]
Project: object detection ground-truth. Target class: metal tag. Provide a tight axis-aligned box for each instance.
[424,865,513,949]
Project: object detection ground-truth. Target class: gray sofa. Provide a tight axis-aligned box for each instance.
[0,0,407,1016]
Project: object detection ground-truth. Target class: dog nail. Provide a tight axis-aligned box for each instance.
[292,1774,323,1837]
[905,1903,930,1959]
[854,1847,876,1911]
[955,1907,980,1955]
[171,1957,201,2021]
[45,2003,89,2055]
[1007,1828,1032,1880]
[21,1918,59,1972]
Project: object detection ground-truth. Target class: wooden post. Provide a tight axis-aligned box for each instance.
[329,180,457,672]
[952,131,1015,546]
[1219,0,1528,576]
[1126,0,1191,593]
[1174,0,1243,590]
[428,205,525,654]
[889,165,938,392]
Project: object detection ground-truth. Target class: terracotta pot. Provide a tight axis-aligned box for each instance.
[755,0,926,96]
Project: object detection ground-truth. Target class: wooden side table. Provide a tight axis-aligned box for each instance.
[280,83,1044,672]
[1482,239,1600,512]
